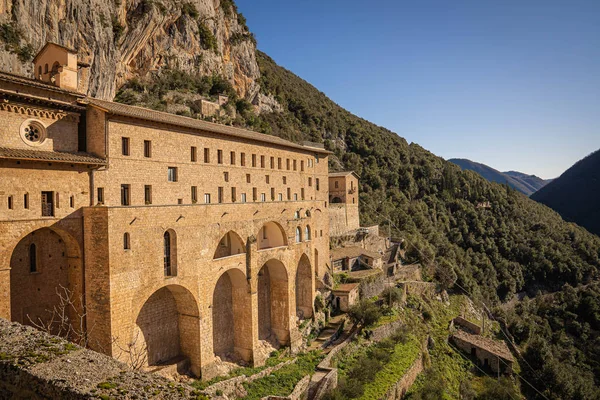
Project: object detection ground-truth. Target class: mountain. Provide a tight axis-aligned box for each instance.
[449,158,550,196]
[531,149,600,236]
[3,1,600,398]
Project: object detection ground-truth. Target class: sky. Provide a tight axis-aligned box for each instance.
[235,0,600,179]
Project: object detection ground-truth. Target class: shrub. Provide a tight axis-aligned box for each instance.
[111,15,124,43]
[197,21,218,52]
[381,287,403,306]
[181,2,199,19]
[348,299,382,328]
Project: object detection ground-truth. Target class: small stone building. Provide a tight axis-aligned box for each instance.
[331,246,382,272]
[328,171,360,236]
[451,330,514,374]
[332,283,359,312]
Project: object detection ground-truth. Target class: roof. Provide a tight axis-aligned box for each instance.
[85,98,332,155]
[328,171,359,179]
[0,71,84,97]
[333,283,359,293]
[452,330,514,361]
[32,42,78,63]
[0,147,106,165]
[331,246,382,261]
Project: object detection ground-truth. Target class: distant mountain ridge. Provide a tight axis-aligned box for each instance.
[448,158,551,196]
[531,149,600,236]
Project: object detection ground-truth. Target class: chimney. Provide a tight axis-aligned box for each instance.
[32,42,82,92]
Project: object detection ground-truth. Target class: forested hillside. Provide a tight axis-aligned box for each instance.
[532,149,600,237]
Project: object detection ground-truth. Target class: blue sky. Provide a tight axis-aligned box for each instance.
[235,0,600,179]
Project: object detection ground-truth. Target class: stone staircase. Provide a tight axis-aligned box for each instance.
[308,314,347,353]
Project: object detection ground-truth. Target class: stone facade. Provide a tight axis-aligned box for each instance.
[328,172,360,237]
[0,44,333,379]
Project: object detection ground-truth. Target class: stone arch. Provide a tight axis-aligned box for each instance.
[213,231,246,259]
[296,254,313,320]
[258,259,290,345]
[212,268,252,363]
[135,285,200,376]
[257,222,287,250]
[331,197,343,204]
[9,227,82,334]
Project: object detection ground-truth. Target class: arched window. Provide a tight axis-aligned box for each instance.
[37,66,42,77]
[294,210,300,219]
[123,233,131,250]
[305,210,311,218]
[296,227,302,243]
[29,243,37,273]
[164,231,173,276]
[305,226,311,241]
[44,63,48,73]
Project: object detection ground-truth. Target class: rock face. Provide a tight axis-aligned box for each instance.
[0,0,260,101]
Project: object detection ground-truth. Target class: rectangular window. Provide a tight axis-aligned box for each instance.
[41,191,54,216]
[191,186,198,203]
[23,193,29,209]
[286,158,290,170]
[300,160,304,171]
[97,187,104,204]
[204,193,211,204]
[145,185,152,204]
[301,188,305,200]
[260,155,265,168]
[121,185,130,206]
[253,187,257,201]
[70,195,74,208]
[168,167,178,182]
[224,171,229,182]
[252,154,257,167]
[270,156,275,169]
[241,193,247,203]
[241,153,246,166]
[56,193,60,209]
[266,175,270,184]
[122,137,130,156]
[271,187,275,200]
[218,187,224,203]
[294,193,298,201]
[316,178,320,191]
[278,193,283,201]
[287,188,291,200]
[261,193,266,202]
[144,140,152,158]
[293,159,297,171]
[283,176,287,184]
[231,187,237,202]
[246,174,251,183]
[335,181,339,188]
[217,150,223,164]
[204,148,210,163]
[7,195,13,210]
[230,151,236,165]
[308,177,312,187]
[278,157,282,169]
[191,146,197,162]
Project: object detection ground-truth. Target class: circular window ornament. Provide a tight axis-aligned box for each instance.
[20,120,47,146]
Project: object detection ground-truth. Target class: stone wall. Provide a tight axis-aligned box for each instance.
[0,319,203,399]
[370,319,404,342]
[328,204,360,237]
[382,352,424,400]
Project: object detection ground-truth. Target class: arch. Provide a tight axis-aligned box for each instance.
[37,66,42,77]
[331,197,343,204]
[257,222,287,250]
[9,227,82,335]
[135,285,200,375]
[305,210,311,218]
[258,259,290,345]
[123,232,131,250]
[212,269,252,363]
[51,61,60,74]
[44,63,48,73]
[295,227,302,243]
[213,231,246,259]
[163,229,177,276]
[296,254,313,320]
[305,226,311,241]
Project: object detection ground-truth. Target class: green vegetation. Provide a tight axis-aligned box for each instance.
[220,0,237,17]
[0,22,34,62]
[230,32,256,46]
[181,2,199,19]
[348,299,382,328]
[197,21,218,52]
[111,15,124,43]
[241,351,323,399]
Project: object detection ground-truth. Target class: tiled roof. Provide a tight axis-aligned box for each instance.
[0,147,106,165]
[333,283,359,293]
[331,246,382,261]
[452,330,514,361]
[85,98,332,155]
[0,71,83,96]
[329,171,359,178]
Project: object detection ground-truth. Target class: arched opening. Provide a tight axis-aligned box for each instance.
[9,228,82,335]
[305,226,311,241]
[258,259,290,345]
[331,197,343,204]
[296,254,313,320]
[51,61,60,74]
[135,285,200,376]
[163,230,177,276]
[257,222,287,250]
[295,227,302,243]
[213,231,246,259]
[212,269,252,363]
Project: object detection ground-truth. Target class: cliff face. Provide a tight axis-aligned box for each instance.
[0,0,260,101]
